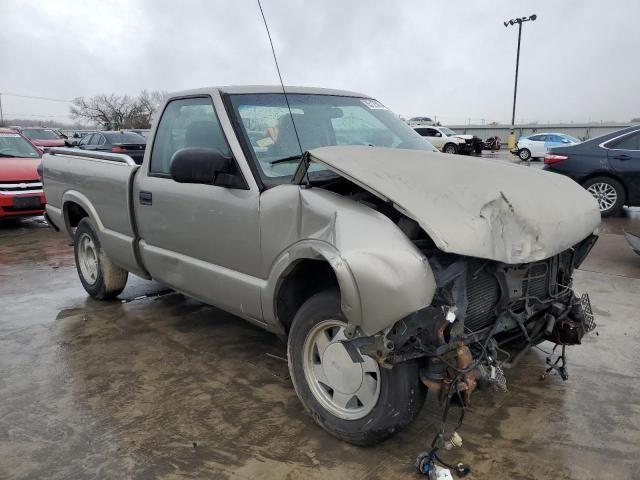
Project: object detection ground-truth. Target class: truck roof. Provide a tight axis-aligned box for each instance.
[170,85,371,98]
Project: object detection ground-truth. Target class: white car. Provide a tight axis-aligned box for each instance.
[413,126,474,154]
[516,133,580,161]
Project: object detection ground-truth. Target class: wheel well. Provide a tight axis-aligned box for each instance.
[275,259,339,332]
[64,201,89,228]
[580,172,628,203]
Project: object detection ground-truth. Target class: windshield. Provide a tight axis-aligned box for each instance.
[22,129,60,140]
[0,133,41,158]
[440,127,457,136]
[228,94,437,180]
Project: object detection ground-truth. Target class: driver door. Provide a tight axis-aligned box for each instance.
[133,96,263,322]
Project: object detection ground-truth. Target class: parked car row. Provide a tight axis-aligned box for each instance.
[2,115,638,221]
[75,131,146,164]
[0,126,148,221]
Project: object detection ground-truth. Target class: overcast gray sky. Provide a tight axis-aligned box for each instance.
[1,0,639,125]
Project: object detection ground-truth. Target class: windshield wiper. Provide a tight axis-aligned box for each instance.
[269,154,303,165]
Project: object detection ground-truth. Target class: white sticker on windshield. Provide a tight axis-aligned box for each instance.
[0,133,20,137]
[361,99,387,110]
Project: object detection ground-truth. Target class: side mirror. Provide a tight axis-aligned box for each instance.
[170,147,245,188]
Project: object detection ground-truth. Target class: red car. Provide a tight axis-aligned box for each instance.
[19,127,66,151]
[0,128,46,219]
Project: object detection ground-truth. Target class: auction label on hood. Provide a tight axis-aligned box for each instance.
[0,133,21,137]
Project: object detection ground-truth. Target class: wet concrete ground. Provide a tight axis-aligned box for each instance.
[1,204,640,479]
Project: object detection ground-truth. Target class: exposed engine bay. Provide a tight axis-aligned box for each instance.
[321,176,598,400]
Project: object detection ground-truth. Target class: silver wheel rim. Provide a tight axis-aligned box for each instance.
[444,145,456,154]
[78,233,99,285]
[302,319,381,420]
[587,182,617,212]
[519,149,530,160]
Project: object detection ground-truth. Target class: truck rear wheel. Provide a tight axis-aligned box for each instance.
[287,289,426,445]
[73,218,128,300]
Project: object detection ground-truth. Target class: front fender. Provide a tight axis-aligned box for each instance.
[262,239,362,329]
[260,186,437,336]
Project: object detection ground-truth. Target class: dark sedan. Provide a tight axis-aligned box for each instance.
[544,126,640,216]
[77,131,146,164]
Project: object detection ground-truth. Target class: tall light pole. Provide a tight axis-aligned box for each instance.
[504,14,537,151]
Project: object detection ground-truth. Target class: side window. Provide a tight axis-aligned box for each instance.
[528,134,543,142]
[414,128,429,137]
[609,132,640,150]
[95,134,106,146]
[150,97,232,175]
[425,128,440,137]
[79,134,93,146]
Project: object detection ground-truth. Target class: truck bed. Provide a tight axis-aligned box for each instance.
[43,148,147,277]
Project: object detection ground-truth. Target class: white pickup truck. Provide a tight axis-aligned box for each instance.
[42,86,600,445]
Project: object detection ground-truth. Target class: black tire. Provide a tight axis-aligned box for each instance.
[287,290,426,446]
[73,217,128,299]
[443,143,458,155]
[518,148,531,161]
[581,176,625,217]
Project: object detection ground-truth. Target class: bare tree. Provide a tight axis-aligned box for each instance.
[70,90,167,129]
[136,90,167,127]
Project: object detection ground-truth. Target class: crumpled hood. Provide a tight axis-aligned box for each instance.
[307,146,600,264]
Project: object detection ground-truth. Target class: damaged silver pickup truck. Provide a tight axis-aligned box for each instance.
[42,86,601,445]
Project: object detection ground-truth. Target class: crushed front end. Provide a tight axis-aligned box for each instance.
[361,234,598,402]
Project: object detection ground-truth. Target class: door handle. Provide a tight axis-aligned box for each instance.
[614,154,631,161]
[139,191,153,205]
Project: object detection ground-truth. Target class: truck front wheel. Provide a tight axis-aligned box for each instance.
[287,289,426,445]
[73,218,128,300]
